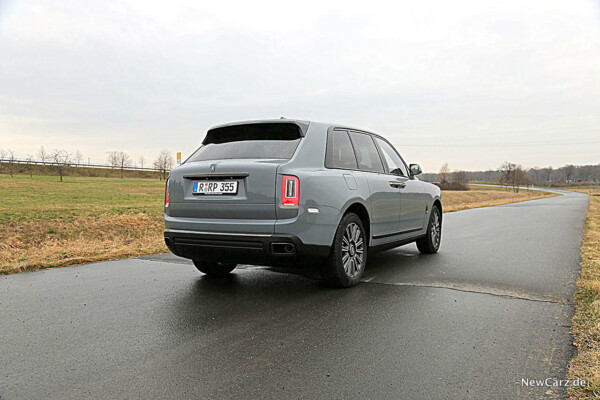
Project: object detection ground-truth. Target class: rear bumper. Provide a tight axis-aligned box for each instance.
[163,229,330,266]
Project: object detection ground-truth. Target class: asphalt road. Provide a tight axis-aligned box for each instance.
[0,190,589,399]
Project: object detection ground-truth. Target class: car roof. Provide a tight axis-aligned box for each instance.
[207,118,382,138]
[208,118,310,131]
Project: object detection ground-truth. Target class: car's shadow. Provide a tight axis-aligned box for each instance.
[364,245,435,277]
[162,269,350,338]
[161,245,436,337]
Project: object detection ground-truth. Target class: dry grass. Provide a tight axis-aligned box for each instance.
[0,175,558,275]
[569,190,600,398]
[0,175,167,274]
[442,186,556,212]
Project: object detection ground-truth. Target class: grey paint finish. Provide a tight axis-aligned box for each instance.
[398,178,428,232]
[165,119,440,251]
[0,191,588,399]
[362,169,401,237]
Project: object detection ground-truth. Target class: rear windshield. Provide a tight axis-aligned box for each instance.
[187,123,302,162]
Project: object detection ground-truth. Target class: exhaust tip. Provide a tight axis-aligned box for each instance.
[271,242,296,255]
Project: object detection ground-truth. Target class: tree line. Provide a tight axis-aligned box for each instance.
[0,146,175,181]
[466,164,600,186]
[422,162,600,191]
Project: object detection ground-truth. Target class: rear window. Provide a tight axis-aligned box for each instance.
[187,123,302,162]
[325,129,358,170]
[348,131,384,173]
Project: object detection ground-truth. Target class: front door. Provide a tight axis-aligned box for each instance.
[365,172,401,238]
[398,179,426,233]
[372,136,426,234]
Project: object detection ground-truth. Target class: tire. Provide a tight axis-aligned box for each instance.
[416,205,442,254]
[321,213,367,288]
[193,260,237,276]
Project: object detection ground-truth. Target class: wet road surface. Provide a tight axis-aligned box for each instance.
[0,190,589,399]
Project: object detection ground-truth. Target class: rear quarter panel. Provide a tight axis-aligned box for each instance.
[275,123,369,247]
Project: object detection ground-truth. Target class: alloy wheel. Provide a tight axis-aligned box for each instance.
[341,222,364,278]
[431,211,441,248]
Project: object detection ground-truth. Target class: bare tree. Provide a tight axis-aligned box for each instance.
[438,162,450,183]
[74,150,83,166]
[106,151,119,168]
[451,170,468,184]
[37,146,47,165]
[138,156,145,169]
[498,162,515,191]
[515,166,529,191]
[498,162,528,192]
[50,149,71,182]
[107,151,131,179]
[483,170,493,182]
[153,149,174,180]
[117,152,131,179]
[26,154,33,178]
[6,149,15,178]
[536,166,553,183]
[564,164,576,183]
[0,149,5,177]
[528,167,540,184]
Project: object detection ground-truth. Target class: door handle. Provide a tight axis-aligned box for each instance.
[389,181,406,188]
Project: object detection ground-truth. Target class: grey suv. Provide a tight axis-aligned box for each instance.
[164,119,442,287]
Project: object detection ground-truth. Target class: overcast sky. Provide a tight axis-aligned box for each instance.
[1,0,599,172]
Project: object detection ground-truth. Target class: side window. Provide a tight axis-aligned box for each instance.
[348,132,384,173]
[325,129,358,170]
[374,137,409,176]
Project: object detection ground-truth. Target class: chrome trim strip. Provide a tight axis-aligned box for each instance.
[165,229,272,238]
[183,173,249,179]
[372,227,422,240]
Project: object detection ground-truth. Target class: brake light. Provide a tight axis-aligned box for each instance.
[281,175,299,207]
[165,179,170,207]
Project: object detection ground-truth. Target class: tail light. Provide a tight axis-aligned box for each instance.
[165,179,170,207]
[281,175,299,207]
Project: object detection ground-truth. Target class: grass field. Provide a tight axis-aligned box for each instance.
[0,175,166,274]
[569,189,600,398]
[0,175,556,275]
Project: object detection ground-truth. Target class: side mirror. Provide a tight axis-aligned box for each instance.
[409,163,422,176]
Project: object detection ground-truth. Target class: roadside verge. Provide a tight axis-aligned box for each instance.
[569,190,600,398]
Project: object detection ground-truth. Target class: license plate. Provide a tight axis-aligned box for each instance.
[193,181,238,195]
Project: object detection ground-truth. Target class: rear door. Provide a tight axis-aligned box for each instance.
[167,123,303,230]
[347,131,400,239]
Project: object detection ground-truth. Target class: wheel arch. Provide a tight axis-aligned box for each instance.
[432,198,442,220]
[339,201,371,245]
